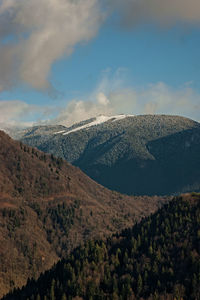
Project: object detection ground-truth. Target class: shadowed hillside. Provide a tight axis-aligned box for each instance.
[3,193,200,300]
[0,131,168,297]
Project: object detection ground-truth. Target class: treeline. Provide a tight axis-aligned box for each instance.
[3,194,200,300]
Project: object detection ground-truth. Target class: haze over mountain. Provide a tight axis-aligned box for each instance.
[14,114,200,196]
[0,130,167,297]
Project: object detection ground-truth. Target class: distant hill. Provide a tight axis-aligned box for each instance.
[0,131,167,297]
[3,193,200,300]
[15,114,200,196]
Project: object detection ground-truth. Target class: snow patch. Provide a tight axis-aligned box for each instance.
[53,130,66,135]
[54,114,134,136]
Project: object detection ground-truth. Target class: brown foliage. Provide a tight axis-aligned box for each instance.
[0,130,170,297]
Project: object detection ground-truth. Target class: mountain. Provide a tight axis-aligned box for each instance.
[14,114,200,196]
[0,131,167,297]
[3,193,200,300]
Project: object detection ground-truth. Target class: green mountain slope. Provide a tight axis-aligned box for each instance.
[16,114,200,195]
[3,193,200,300]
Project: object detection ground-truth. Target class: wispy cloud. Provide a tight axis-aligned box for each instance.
[53,72,200,125]
[0,0,103,92]
[1,78,200,129]
[0,100,57,129]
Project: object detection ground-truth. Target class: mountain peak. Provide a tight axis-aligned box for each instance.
[54,114,135,136]
[17,114,200,196]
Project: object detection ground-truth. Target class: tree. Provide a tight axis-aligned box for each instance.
[137,274,143,296]
[61,293,67,300]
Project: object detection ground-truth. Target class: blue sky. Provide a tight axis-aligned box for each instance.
[0,0,200,127]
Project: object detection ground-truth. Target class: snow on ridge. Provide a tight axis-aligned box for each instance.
[53,130,66,135]
[62,115,111,135]
[112,114,134,122]
[54,114,134,136]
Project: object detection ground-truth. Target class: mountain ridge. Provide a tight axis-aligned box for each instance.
[14,114,200,196]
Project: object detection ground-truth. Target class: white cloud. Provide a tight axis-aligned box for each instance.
[54,98,113,126]
[0,0,200,93]
[0,0,102,91]
[0,100,56,129]
[1,75,200,129]
[97,92,110,106]
[0,100,31,124]
[54,77,200,125]
[108,82,200,122]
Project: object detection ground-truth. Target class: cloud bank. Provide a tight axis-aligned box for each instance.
[54,80,200,126]
[0,0,102,91]
[0,100,35,128]
[1,80,200,129]
[111,0,200,27]
[0,100,56,129]
[0,0,200,93]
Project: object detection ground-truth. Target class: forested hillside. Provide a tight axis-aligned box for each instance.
[3,193,200,300]
[0,131,167,297]
[15,114,200,195]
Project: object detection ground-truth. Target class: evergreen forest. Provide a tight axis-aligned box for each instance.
[3,193,200,300]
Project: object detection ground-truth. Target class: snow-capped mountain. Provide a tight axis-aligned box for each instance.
[11,114,200,196]
[54,114,134,136]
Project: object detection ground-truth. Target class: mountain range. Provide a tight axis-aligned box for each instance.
[13,114,200,196]
[0,130,167,297]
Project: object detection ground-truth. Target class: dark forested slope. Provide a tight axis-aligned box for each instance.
[3,193,200,300]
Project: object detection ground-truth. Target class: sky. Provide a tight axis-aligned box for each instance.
[0,0,200,128]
